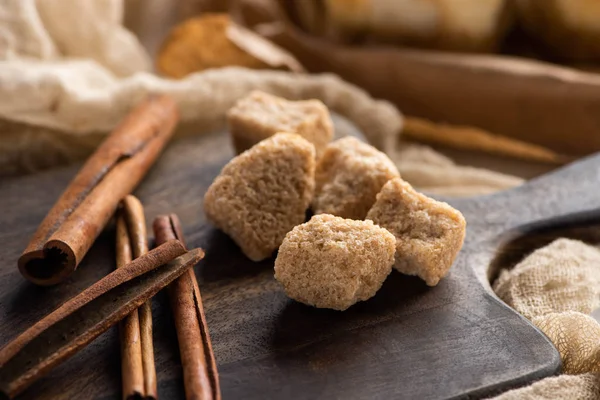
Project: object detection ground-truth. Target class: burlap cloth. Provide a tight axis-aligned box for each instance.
[0,1,594,398]
[490,239,600,399]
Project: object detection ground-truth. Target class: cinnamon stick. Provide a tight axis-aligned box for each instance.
[138,304,155,398]
[153,214,221,400]
[117,196,157,400]
[18,95,179,286]
[0,241,203,399]
[116,214,145,400]
[403,116,572,165]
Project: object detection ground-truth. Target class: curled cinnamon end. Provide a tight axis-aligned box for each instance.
[153,214,184,246]
[18,241,76,286]
[0,241,194,399]
[18,95,179,286]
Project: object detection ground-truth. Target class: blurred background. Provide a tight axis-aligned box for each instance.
[3,0,600,196]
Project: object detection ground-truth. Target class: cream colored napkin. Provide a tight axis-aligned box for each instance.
[0,0,150,74]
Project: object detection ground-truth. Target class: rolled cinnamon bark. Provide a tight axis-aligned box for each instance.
[138,303,156,398]
[0,240,197,399]
[116,213,145,400]
[153,214,220,400]
[117,196,157,400]
[402,116,571,165]
[18,95,179,286]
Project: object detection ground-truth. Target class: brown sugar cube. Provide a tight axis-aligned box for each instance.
[313,137,400,220]
[366,178,466,286]
[227,91,334,157]
[204,133,316,261]
[274,214,396,311]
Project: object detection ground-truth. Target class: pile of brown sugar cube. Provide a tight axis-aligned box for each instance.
[204,91,466,311]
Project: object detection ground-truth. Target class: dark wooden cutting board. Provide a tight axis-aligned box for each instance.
[5,125,600,399]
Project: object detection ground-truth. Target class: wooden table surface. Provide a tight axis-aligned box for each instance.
[4,126,600,399]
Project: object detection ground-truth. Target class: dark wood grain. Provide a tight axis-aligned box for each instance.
[7,125,600,399]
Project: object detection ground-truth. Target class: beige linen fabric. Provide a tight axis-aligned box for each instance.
[490,239,600,399]
[0,62,399,173]
[391,143,524,195]
[0,0,150,73]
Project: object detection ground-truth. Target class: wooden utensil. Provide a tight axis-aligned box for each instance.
[264,1,600,158]
[4,124,600,398]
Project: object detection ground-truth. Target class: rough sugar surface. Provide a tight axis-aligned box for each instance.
[274,214,396,311]
[313,137,400,220]
[227,90,334,157]
[366,178,466,286]
[204,133,316,261]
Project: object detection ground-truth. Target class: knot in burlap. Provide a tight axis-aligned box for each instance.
[533,312,600,375]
